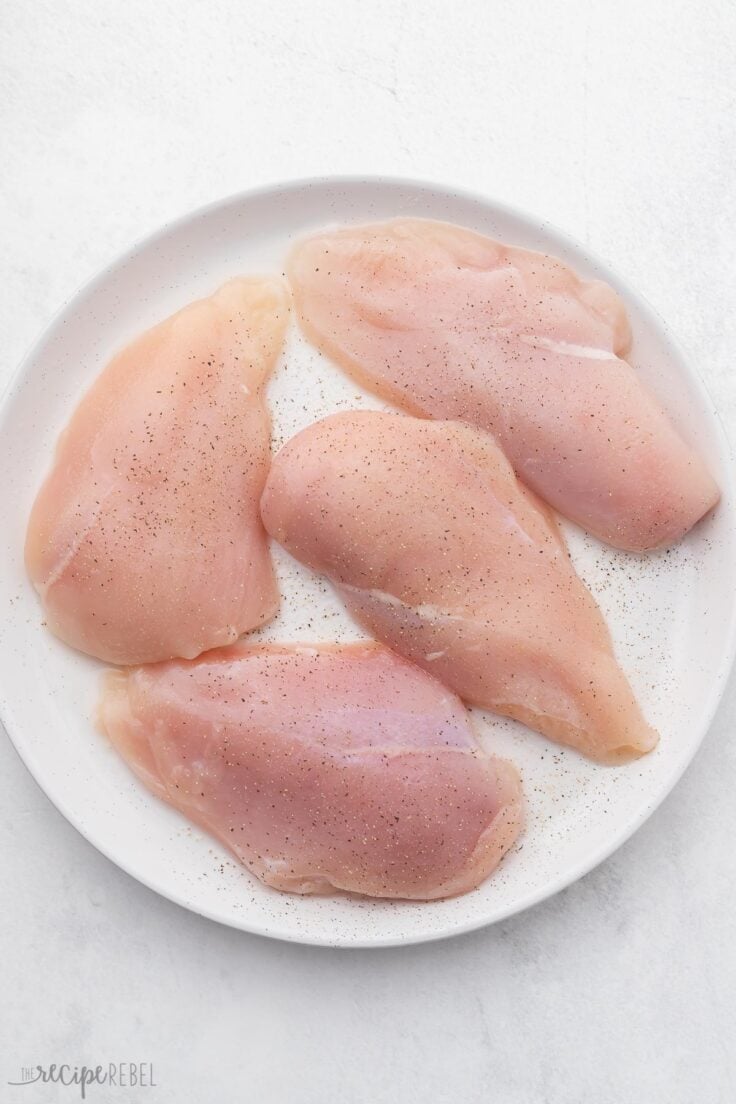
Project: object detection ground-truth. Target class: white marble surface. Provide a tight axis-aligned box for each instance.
[2,2,736,1100]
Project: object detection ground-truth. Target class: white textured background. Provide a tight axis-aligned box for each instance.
[2,2,736,1101]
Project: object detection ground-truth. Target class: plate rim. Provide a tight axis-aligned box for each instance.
[2,173,735,948]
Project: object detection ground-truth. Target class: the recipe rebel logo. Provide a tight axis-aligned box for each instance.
[7,1062,156,1098]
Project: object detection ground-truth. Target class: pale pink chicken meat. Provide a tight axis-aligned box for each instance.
[99,643,523,900]
[26,278,288,665]
[288,219,718,551]
[261,411,659,762]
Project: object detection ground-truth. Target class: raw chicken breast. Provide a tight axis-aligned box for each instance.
[99,643,523,900]
[261,411,658,762]
[26,278,288,665]
[288,219,718,551]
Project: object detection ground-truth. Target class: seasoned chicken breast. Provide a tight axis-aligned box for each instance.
[26,278,288,664]
[99,643,523,900]
[288,219,718,551]
[261,411,658,762]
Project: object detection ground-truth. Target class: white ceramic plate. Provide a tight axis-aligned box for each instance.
[1,177,734,948]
